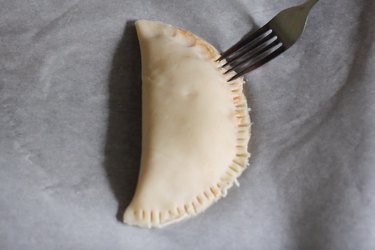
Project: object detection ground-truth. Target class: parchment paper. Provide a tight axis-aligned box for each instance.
[1,0,374,249]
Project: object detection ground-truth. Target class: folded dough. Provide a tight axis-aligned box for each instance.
[123,20,251,228]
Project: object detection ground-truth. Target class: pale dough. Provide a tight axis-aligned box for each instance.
[123,20,251,228]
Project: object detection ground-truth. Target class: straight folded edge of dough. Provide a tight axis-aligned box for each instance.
[124,20,251,228]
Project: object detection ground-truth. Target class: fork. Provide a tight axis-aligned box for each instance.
[218,0,319,81]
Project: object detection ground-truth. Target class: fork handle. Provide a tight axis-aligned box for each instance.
[301,0,319,12]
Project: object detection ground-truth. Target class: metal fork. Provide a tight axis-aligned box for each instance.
[218,0,319,81]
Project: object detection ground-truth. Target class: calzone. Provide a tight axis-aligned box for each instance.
[123,20,251,228]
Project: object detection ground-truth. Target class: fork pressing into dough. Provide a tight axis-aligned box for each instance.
[218,0,319,81]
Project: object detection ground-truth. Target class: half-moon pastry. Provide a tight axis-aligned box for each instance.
[123,20,251,228]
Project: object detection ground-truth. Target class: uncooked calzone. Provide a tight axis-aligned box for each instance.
[123,20,251,228]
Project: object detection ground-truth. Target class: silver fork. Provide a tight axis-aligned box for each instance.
[218,0,319,81]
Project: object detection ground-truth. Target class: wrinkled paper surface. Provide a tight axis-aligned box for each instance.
[1,0,374,249]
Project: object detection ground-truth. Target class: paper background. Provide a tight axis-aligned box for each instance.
[1,0,374,249]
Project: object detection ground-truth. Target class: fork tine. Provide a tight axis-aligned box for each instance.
[222,32,276,68]
[228,46,285,81]
[225,39,281,74]
[217,24,270,61]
